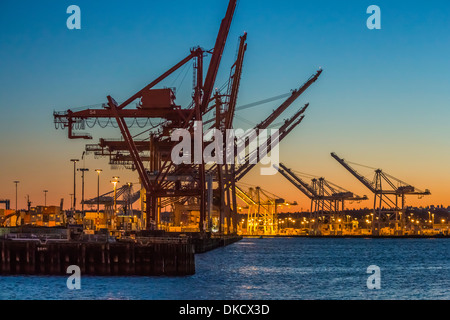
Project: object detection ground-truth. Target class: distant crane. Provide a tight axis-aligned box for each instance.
[331,152,431,235]
[235,185,294,235]
[83,183,140,214]
[276,163,367,235]
[55,0,239,232]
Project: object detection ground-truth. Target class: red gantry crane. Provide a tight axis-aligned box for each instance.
[55,0,238,232]
[54,0,324,236]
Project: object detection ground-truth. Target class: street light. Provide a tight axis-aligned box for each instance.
[78,167,89,216]
[13,181,20,213]
[70,194,74,210]
[95,169,102,213]
[111,177,119,214]
[43,190,48,207]
[70,159,79,212]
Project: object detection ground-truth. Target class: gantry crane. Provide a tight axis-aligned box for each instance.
[53,0,323,236]
[331,153,431,235]
[203,92,318,232]
[202,59,321,234]
[276,163,367,234]
[235,185,293,235]
[83,183,140,214]
[55,0,239,233]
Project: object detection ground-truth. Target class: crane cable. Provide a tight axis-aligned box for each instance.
[236,93,291,112]
[347,160,377,171]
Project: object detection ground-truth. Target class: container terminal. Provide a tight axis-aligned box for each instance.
[0,0,448,276]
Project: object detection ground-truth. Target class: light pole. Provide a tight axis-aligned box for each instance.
[78,168,89,216]
[69,194,74,213]
[96,169,102,213]
[111,177,119,214]
[13,181,20,213]
[70,159,79,212]
[43,190,48,206]
[126,182,132,214]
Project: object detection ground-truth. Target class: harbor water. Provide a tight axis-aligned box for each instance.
[0,238,448,300]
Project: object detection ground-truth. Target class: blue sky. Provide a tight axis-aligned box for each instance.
[0,0,449,209]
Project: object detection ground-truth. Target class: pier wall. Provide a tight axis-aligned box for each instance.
[193,235,243,253]
[0,239,195,276]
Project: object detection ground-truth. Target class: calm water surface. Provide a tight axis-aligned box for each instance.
[0,238,448,300]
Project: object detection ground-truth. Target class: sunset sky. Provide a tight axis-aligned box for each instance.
[0,0,449,211]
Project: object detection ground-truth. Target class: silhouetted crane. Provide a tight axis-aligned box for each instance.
[276,163,367,234]
[331,152,430,235]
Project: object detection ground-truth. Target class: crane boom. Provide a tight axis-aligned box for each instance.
[237,104,308,169]
[211,103,308,182]
[201,0,237,113]
[278,163,317,196]
[275,165,314,199]
[235,185,257,205]
[257,69,322,130]
[234,111,306,181]
[225,33,247,129]
[117,51,197,110]
[331,152,376,193]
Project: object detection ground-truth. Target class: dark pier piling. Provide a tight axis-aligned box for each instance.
[0,228,243,276]
[0,238,195,276]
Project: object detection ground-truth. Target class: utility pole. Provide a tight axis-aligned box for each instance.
[78,168,89,216]
[70,159,79,212]
[13,181,20,213]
